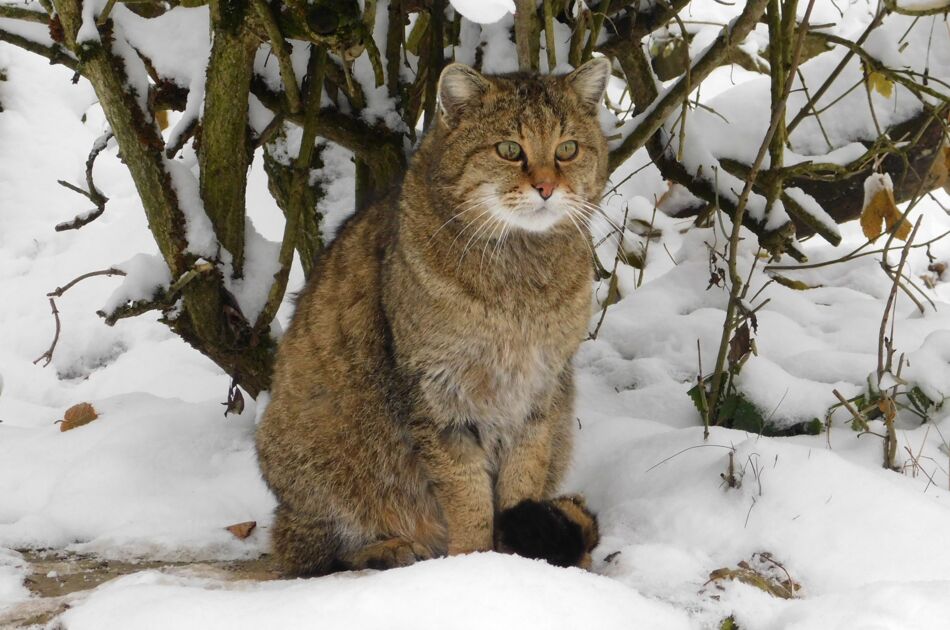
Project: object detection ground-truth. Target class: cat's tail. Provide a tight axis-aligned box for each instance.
[270,504,344,576]
[494,494,600,569]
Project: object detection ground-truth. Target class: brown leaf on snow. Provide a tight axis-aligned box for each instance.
[861,180,910,242]
[59,403,98,432]
[728,323,752,367]
[226,521,257,540]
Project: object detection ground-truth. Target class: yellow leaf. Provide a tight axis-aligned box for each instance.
[861,183,911,241]
[769,273,821,290]
[860,188,886,241]
[867,71,894,98]
[155,109,169,131]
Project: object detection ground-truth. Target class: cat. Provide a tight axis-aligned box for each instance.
[255,58,611,575]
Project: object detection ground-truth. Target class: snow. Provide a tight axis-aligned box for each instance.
[0,394,272,561]
[448,0,515,25]
[4,3,950,627]
[100,253,172,317]
[164,157,217,258]
[479,15,520,74]
[784,187,841,240]
[864,172,894,208]
[59,553,694,630]
[222,218,282,325]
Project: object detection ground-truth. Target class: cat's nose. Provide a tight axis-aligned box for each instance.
[534,181,556,200]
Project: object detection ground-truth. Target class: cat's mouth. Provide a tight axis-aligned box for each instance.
[492,197,567,234]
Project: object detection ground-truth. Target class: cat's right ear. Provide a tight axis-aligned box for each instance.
[438,63,489,125]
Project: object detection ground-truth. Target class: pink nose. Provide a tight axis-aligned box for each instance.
[534,182,556,200]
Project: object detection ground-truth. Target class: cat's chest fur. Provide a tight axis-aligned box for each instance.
[420,312,570,431]
[386,241,590,438]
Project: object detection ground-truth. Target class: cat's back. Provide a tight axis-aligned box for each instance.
[256,198,398,466]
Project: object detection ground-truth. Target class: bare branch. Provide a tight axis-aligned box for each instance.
[47,268,126,298]
[32,298,60,367]
[34,267,127,367]
[608,0,769,171]
[55,131,113,231]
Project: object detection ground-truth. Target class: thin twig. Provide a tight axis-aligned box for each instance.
[708,0,817,420]
[34,267,127,366]
[32,298,61,367]
[591,203,632,339]
[47,268,126,298]
[55,131,112,231]
[877,217,923,381]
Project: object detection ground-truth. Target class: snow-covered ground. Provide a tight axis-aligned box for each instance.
[4,23,950,630]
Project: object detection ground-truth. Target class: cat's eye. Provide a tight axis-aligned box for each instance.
[555,140,578,161]
[496,141,524,161]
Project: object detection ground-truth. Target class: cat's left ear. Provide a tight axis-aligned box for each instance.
[566,57,611,108]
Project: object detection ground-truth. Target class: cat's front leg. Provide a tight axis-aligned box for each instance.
[495,369,574,509]
[494,417,554,510]
[414,423,494,555]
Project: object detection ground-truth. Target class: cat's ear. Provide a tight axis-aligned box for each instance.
[566,57,611,108]
[438,63,490,123]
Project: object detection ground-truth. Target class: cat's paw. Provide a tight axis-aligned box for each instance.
[494,495,600,569]
[348,537,433,570]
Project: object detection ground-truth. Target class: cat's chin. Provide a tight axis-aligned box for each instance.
[490,205,566,233]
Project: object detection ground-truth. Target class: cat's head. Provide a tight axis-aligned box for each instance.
[430,58,611,234]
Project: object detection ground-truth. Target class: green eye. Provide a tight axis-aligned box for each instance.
[496,141,523,161]
[556,140,578,161]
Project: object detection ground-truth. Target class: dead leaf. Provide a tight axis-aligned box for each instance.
[867,71,894,98]
[706,552,801,600]
[728,323,752,366]
[60,403,97,432]
[222,380,245,417]
[602,273,621,309]
[226,521,257,540]
[878,397,897,420]
[940,145,950,195]
[769,273,821,291]
[861,179,911,242]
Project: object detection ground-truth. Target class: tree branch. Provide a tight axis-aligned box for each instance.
[0,26,78,73]
[882,0,950,16]
[608,0,769,171]
[251,0,302,113]
[0,4,48,22]
[55,131,113,231]
[255,46,327,332]
[34,267,128,366]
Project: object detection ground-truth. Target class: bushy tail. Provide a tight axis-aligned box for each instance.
[270,504,343,576]
[495,494,600,569]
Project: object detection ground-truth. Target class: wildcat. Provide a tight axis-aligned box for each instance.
[255,58,611,575]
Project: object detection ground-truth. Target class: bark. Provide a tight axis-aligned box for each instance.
[49,0,274,397]
[201,0,258,277]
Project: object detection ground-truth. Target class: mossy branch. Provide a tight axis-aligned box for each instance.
[0,5,49,22]
[255,46,327,332]
[0,26,78,72]
[252,0,303,113]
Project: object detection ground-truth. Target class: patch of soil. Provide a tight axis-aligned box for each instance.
[1,550,280,627]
